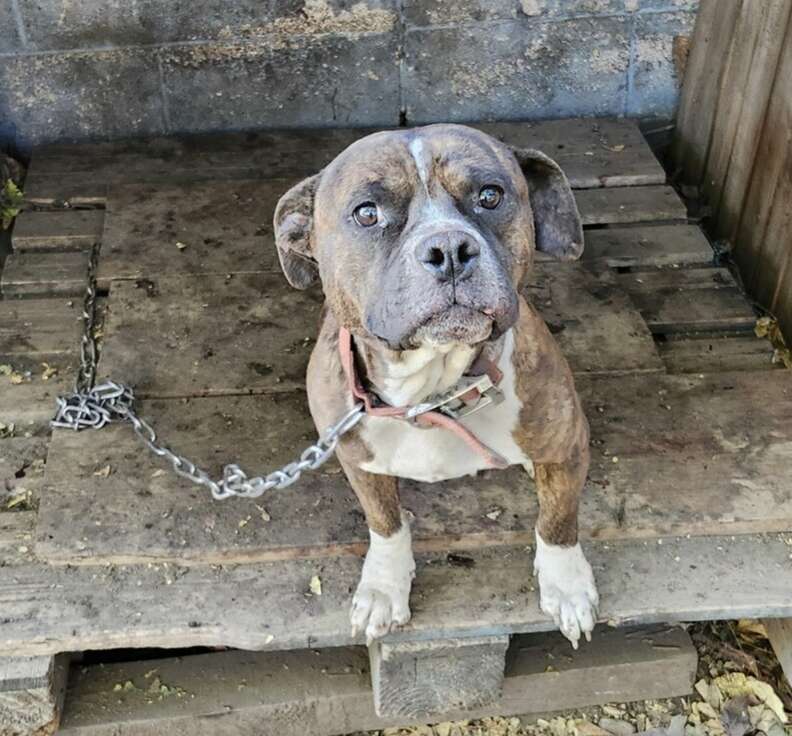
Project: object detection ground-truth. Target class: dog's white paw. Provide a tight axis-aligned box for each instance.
[533,529,599,649]
[350,520,415,644]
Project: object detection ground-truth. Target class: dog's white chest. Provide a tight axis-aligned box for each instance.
[359,331,530,482]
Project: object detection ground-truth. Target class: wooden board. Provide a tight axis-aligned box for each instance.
[4,533,792,657]
[532,263,663,375]
[581,225,714,271]
[574,186,686,226]
[672,0,742,185]
[98,265,660,399]
[95,179,285,287]
[26,119,664,204]
[765,618,792,688]
[11,210,104,252]
[57,627,695,736]
[0,299,82,357]
[99,272,322,398]
[0,512,36,566]
[1,251,89,297]
[95,182,684,286]
[658,333,779,373]
[616,267,757,333]
[36,370,792,565]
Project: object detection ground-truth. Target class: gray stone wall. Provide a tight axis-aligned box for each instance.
[0,0,697,146]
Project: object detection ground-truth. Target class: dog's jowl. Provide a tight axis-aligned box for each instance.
[273,125,598,648]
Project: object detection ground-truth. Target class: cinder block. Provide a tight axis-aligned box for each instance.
[17,0,398,50]
[628,10,697,117]
[160,33,401,132]
[0,3,22,53]
[369,635,510,719]
[404,0,626,28]
[0,49,166,144]
[403,16,630,124]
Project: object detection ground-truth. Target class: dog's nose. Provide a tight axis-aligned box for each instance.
[416,231,480,282]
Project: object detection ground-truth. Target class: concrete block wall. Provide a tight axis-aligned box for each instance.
[0,0,697,145]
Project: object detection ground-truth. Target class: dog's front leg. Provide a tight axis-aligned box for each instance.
[533,442,599,648]
[339,457,415,644]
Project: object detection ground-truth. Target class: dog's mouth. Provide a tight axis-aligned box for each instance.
[411,305,495,347]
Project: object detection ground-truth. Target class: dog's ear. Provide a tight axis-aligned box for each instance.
[510,148,583,261]
[273,173,323,289]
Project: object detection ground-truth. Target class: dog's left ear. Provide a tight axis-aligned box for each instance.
[510,147,583,261]
[273,172,323,289]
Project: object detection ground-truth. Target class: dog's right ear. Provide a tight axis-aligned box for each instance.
[273,173,322,289]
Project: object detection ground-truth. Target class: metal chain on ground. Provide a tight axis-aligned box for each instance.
[51,247,365,500]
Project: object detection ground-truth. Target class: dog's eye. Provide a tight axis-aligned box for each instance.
[478,185,503,210]
[353,202,378,227]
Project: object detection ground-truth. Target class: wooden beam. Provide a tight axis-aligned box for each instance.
[369,635,509,718]
[0,655,69,736]
[2,534,792,657]
[57,626,696,735]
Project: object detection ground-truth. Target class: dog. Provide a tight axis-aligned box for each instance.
[273,124,598,648]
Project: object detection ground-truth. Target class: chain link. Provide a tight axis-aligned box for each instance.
[52,246,365,500]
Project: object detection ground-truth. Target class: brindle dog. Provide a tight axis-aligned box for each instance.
[273,125,598,647]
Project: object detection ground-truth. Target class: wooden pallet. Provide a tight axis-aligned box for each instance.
[1,118,789,735]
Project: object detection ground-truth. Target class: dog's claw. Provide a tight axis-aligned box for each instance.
[534,532,599,648]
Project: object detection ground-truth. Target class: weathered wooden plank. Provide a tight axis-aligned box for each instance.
[581,225,714,271]
[370,635,509,718]
[616,268,756,333]
[708,0,792,239]
[27,119,662,197]
[58,626,695,736]
[673,0,743,185]
[0,655,68,736]
[658,333,778,373]
[753,144,792,324]
[764,618,792,687]
[11,210,104,252]
[532,263,663,375]
[4,533,792,657]
[1,251,89,297]
[99,273,321,398]
[95,179,284,287]
[733,13,792,292]
[0,299,82,357]
[575,186,686,226]
[36,370,792,565]
[477,118,666,189]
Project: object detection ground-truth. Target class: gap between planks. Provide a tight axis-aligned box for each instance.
[56,626,696,736]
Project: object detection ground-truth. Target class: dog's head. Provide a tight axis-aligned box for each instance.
[273,124,582,350]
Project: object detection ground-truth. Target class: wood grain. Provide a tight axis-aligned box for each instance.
[35,371,792,565]
[1,251,89,297]
[11,210,104,252]
[3,534,792,657]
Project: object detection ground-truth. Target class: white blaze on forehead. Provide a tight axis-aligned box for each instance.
[408,137,432,192]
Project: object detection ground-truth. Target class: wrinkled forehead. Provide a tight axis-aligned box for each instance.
[314,125,519,205]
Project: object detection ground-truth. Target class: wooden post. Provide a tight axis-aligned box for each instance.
[764,618,792,685]
[368,635,510,719]
[0,655,69,736]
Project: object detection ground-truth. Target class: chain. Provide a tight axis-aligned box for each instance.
[75,244,100,393]
[52,246,365,500]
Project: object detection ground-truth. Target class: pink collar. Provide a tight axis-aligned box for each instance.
[338,327,509,470]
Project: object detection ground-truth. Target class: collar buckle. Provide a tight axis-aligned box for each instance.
[404,373,505,422]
